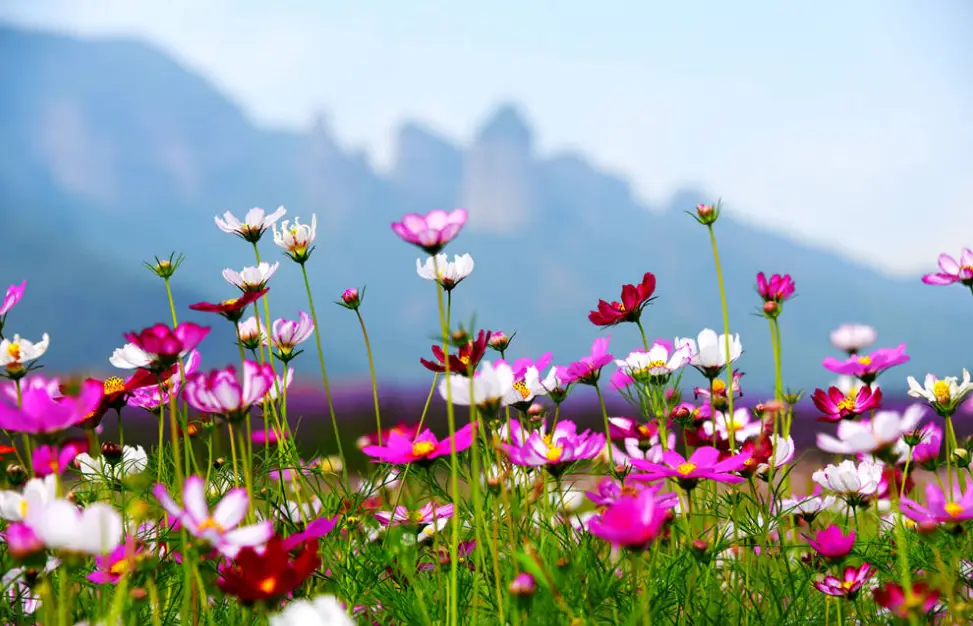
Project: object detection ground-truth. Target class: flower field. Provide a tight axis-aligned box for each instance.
[0,203,972,624]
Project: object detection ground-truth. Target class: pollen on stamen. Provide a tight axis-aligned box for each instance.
[513,380,531,400]
[933,380,952,403]
[676,462,697,476]
[104,377,126,395]
[412,441,436,457]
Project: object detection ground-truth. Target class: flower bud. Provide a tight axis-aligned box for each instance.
[509,572,537,596]
[213,457,226,470]
[488,331,512,352]
[692,203,720,226]
[340,288,361,309]
[763,301,780,318]
[101,442,123,463]
[5,463,27,486]
[953,448,971,469]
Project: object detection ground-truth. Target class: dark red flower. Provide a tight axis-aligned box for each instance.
[419,330,491,376]
[873,581,939,618]
[69,362,185,428]
[588,272,657,327]
[217,535,321,605]
[189,289,268,323]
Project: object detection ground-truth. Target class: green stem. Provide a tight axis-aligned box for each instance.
[635,318,650,351]
[433,256,461,626]
[594,383,615,467]
[299,262,347,483]
[707,224,736,451]
[355,309,383,445]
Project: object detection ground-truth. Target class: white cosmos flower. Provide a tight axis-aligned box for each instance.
[416,253,475,290]
[26,499,123,554]
[614,341,692,379]
[267,312,315,357]
[829,323,877,354]
[76,446,149,483]
[269,595,355,626]
[440,360,515,409]
[0,475,58,521]
[816,405,926,455]
[0,333,50,370]
[780,494,837,518]
[418,517,451,543]
[676,329,742,372]
[222,261,279,291]
[906,370,973,411]
[272,215,317,263]
[502,366,548,406]
[757,435,796,474]
[703,407,762,442]
[109,342,153,369]
[811,460,883,497]
[833,375,879,395]
[236,316,268,348]
[3,557,58,616]
[215,206,287,241]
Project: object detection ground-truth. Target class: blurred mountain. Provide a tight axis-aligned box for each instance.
[1,24,968,393]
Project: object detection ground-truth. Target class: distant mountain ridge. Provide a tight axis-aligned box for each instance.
[0,23,968,393]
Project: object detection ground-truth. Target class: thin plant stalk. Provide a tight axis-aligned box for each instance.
[707,224,737,451]
[355,308,383,445]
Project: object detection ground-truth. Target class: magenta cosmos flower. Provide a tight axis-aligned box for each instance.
[88,536,145,584]
[0,280,26,319]
[503,420,606,473]
[629,446,748,490]
[361,424,475,465]
[805,525,855,560]
[900,481,973,525]
[822,344,909,385]
[561,336,613,385]
[921,248,973,287]
[587,488,677,550]
[755,272,795,303]
[814,563,874,599]
[811,385,883,422]
[0,379,103,435]
[31,440,87,477]
[391,208,468,254]
[183,360,276,421]
[123,322,210,372]
[153,475,273,558]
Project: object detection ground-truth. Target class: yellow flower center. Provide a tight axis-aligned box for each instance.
[221,298,238,307]
[945,501,964,518]
[840,580,855,591]
[513,381,531,400]
[19,500,28,519]
[616,302,627,312]
[836,395,857,412]
[110,558,132,576]
[857,356,872,366]
[458,354,471,366]
[645,360,666,370]
[637,425,653,438]
[258,577,277,593]
[743,458,755,467]
[412,441,436,457]
[712,379,727,394]
[6,343,21,361]
[933,380,951,403]
[544,445,564,463]
[676,462,697,476]
[104,377,125,395]
[197,517,225,533]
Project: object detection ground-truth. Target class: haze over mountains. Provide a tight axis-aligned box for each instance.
[0,24,968,393]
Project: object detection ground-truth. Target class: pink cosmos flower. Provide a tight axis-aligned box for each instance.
[2,522,44,559]
[0,379,104,435]
[612,340,692,387]
[587,489,678,549]
[821,344,909,384]
[361,424,475,465]
[252,428,287,445]
[31,440,87,477]
[183,360,276,420]
[561,336,613,386]
[503,420,606,471]
[900,481,973,525]
[391,208,468,254]
[910,423,943,468]
[88,536,145,584]
[921,248,973,287]
[805,525,855,560]
[266,311,314,359]
[811,384,883,422]
[0,280,26,318]
[123,322,210,372]
[755,272,795,302]
[374,502,454,527]
[153,475,273,558]
[872,582,940,619]
[282,515,339,550]
[814,563,874,598]
[585,478,670,509]
[629,446,749,489]
[2,374,62,404]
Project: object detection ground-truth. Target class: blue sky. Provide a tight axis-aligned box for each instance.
[1,0,971,275]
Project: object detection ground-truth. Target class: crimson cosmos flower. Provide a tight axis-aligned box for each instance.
[189,288,269,323]
[588,272,657,327]
[755,272,795,303]
[872,582,940,619]
[217,535,321,605]
[804,525,855,561]
[811,385,883,422]
[419,330,491,376]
